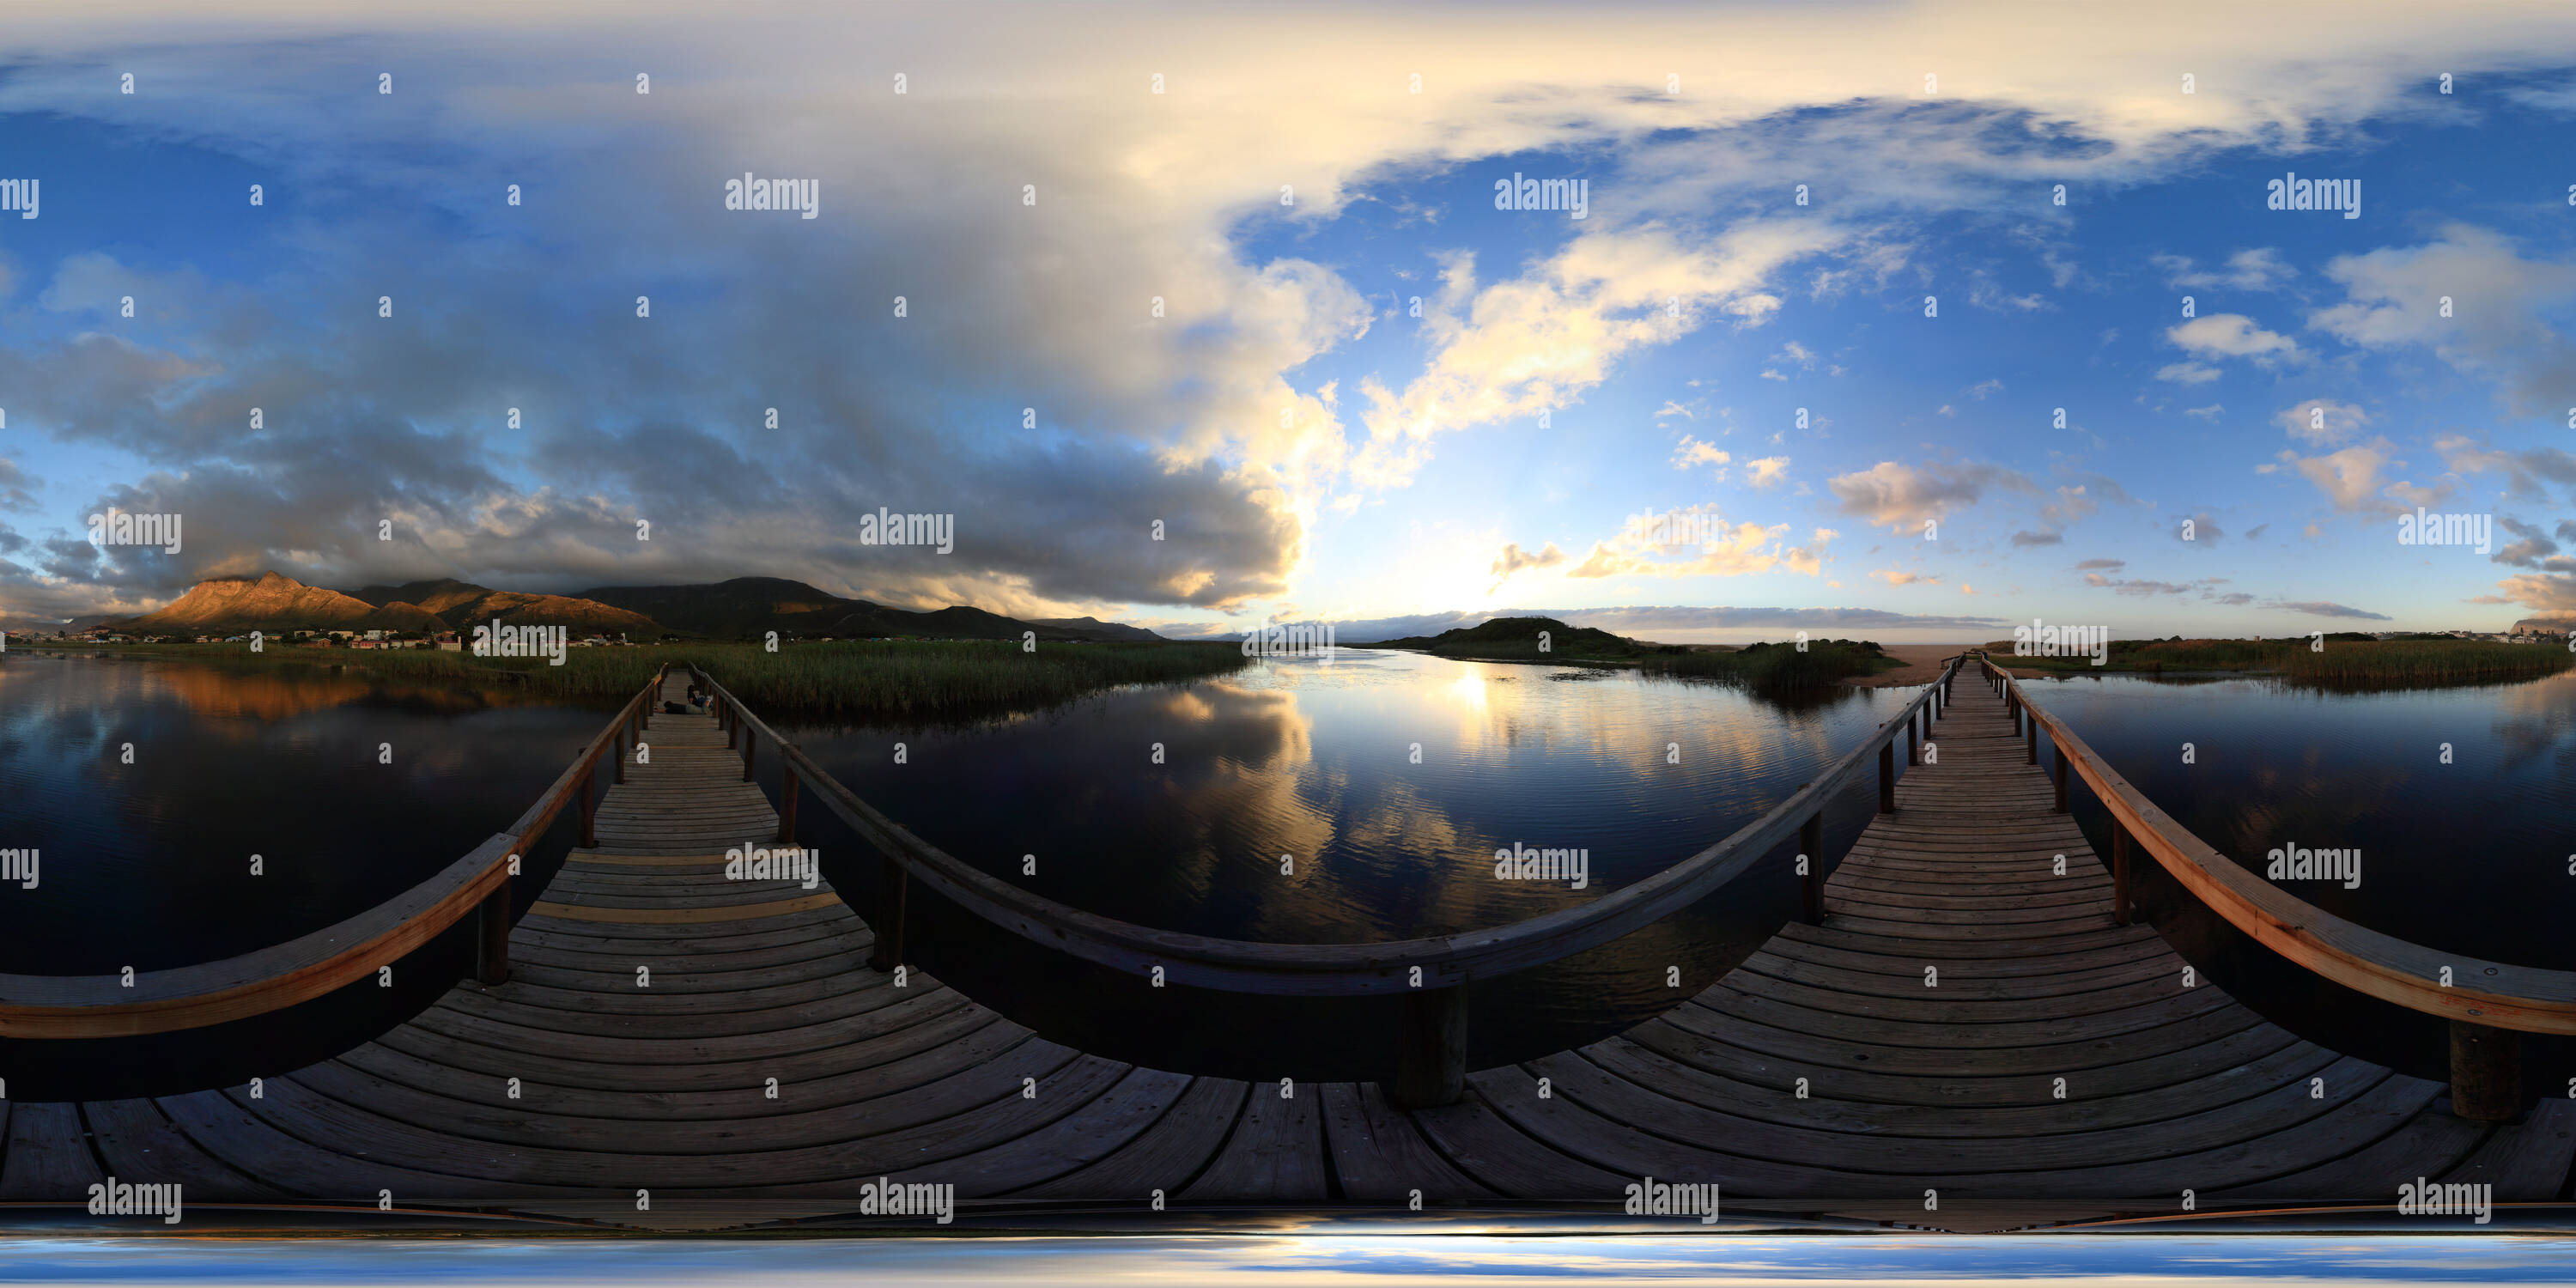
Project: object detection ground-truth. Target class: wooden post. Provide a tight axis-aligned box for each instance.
[743,731,757,782]
[1799,811,1825,924]
[1390,986,1470,1109]
[2111,823,2131,926]
[778,765,799,843]
[2026,714,2038,765]
[578,767,597,847]
[2449,1019,2524,1121]
[613,720,627,785]
[475,882,511,985]
[2052,745,2069,813]
[1877,741,1896,813]
[726,703,738,750]
[869,863,909,972]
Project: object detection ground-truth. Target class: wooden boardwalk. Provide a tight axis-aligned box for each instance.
[5,671,2568,1225]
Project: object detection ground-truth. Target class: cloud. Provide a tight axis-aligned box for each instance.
[2275,398,2368,447]
[2010,530,2063,546]
[2310,224,2576,416]
[1357,220,1844,490]
[2436,435,2576,501]
[2166,313,2302,363]
[2291,440,2400,514]
[1672,434,1732,473]
[1488,541,1569,590]
[2156,361,2222,385]
[1744,455,1790,488]
[2277,599,2394,620]
[2075,558,2126,570]
[1871,568,1940,586]
[2155,247,2295,292]
[2182,511,2225,543]
[1826,459,2035,533]
[2494,517,2572,570]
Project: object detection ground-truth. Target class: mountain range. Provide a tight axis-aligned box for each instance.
[79,572,1165,643]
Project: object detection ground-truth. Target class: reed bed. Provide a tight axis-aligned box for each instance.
[52,639,1252,719]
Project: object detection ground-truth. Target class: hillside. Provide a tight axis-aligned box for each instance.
[354,578,661,638]
[574,576,1157,642]
[1353,615,1645,660]
[115,572,381,635]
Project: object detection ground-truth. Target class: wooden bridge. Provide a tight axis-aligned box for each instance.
[2,658,2570,1228]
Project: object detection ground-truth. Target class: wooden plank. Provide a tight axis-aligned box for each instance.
[1008,1077,1249,1200]
[0,1102,103,1200]
[526,893,841,924]
[82,1097,286,1201]
[2440,1097,2576,1200]
[1179,1081,1329,1201]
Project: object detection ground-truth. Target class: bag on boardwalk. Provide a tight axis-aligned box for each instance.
[663,701,689,714]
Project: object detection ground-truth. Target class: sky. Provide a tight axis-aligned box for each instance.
[3,1,2576,641]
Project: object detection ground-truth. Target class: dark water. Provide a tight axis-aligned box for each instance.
[0,653,611,1097]
[2021,669,2576,1091]
[6,652,2572,1096]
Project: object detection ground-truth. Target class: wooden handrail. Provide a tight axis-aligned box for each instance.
[1979,653,2576,1037]
[0,664,675,1038]
[687,655,1964,995]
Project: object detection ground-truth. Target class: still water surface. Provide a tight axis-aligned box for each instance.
[3,651,2568,1091]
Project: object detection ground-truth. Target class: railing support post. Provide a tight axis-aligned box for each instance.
[1390,986,1471,1109]
[2026,713,2038,765]
[869,863,909,973]
[743,732,756,782]
[2449,1019,2524,1121]
[613,720,628,785]
[727,704,738,750]
[578,767,597,847]
[2111,822,2132,926]
[2052,745,2069,813]
[1877,741,1896,814]
[1799,811,1826,924]
[779,765,799,844]
[474,881,511,985]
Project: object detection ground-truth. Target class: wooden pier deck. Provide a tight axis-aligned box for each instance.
[5,671,2569,1226]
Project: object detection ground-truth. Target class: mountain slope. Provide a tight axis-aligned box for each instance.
[355,578,659,637]
[575,577,1152,641]
[116,572,380,635]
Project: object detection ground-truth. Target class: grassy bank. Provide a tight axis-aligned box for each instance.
[1642,639,1903,689]
[34,639,1254,720]
[1989,635,2573,684]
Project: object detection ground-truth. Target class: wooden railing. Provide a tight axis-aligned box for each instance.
[687,655,1965,1106]
[0,665,675,1039]
[1977,653,2576,1120]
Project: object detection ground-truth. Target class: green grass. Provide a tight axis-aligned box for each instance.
[1642,639,1899,690]
[1987,635,2573,685]
[37,639,1253,720]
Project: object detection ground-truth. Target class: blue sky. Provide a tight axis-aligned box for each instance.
[3,3,2575,641]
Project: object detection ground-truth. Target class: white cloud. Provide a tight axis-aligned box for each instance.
[2309,224,2576,416]
[1745,456,1790,489]
[2154,247,2294,292]
[2166,313,2303,362]
[2275,398,2369,447]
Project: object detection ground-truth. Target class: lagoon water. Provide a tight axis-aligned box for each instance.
[3,650,2571,1089]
